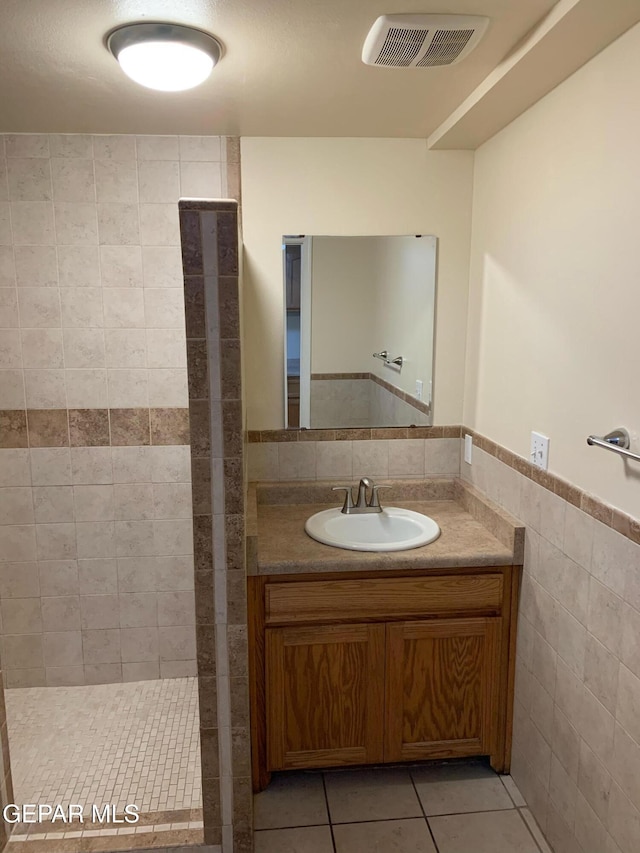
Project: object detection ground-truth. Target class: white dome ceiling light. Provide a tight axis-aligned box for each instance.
[107,23,223,92]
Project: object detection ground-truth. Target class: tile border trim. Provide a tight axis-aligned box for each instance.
[464,427,640,545]
[0,408,190,448]
[248,425,461,443]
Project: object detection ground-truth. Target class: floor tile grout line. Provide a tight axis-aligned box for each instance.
[499,773,521,809]
[408,767,441,853]
[321,773,337,853]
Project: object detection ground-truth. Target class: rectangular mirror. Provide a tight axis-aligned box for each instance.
[283,235,437,429]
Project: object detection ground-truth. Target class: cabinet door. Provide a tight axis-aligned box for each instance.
[266,623,385,771]
[385,618,501,762]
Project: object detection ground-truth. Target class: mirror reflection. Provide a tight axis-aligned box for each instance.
[284,235,437,429]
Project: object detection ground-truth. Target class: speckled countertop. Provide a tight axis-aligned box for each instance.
[247,479,524,576]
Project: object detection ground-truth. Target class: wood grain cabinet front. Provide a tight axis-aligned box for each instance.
[249,567,520,792]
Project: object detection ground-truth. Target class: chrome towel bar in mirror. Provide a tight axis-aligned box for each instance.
[373,350,404,367]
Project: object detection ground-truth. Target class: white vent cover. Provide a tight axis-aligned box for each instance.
[362,14,489,68]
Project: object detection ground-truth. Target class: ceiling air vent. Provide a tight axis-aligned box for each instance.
[362,14,489,68]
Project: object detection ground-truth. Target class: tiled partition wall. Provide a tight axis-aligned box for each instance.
[310,374,431,428]
[459,431,640,853]
[180,200,251,851]
[0,133,238,688]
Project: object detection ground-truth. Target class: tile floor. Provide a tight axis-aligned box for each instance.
[6,677,202,817]
[253,761,553,853]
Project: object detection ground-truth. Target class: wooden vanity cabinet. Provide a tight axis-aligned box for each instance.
[248,566,519,792]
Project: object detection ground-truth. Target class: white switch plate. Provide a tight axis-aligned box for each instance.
[464,434,473,464]
[531,431,550,470]
[415,380,423,400]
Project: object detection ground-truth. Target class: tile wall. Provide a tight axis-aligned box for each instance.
[0,133,238,688]
[310,376,430,428]
[460,432,640,853]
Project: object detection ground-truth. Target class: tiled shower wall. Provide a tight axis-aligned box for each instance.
[460,434,640,853]
[0,133,238,688]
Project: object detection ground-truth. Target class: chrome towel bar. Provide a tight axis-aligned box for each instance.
[587,427,640,462]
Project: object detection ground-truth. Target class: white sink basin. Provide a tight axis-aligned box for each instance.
[304,507,440,552]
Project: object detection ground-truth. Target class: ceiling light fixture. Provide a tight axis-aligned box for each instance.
[107,22,222,92]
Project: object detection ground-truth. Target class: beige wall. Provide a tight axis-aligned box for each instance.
[464,22,640,519]
[311,237,375,375]
[241,137,474,429]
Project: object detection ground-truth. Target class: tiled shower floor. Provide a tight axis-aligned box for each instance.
[5,678,203,848]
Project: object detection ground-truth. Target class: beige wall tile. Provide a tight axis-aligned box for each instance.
[278,441,317,480]
[73,484,114,522]
[352,439,388,479]
[18,287,60,327]
[35,522,76,560]
[65,368,108,408]
[118,592,157,627]
[10,202,55,244]
[117,556,156,593]
[115,519,155,557]
[25,369,66,408]
[114,483,154,520]
[107,368,149,407]
[607,781,640,853]
[584,634,620,714]
[78,558,117,595]
[48,134,93,159]
[41,595,81,631]
[552,706,581,782]
[315,441,352,480]
[33,485,74,523]
[0,486,34,524]
[158,624,196,660]
[615,665,640,746]
[139,204,179,246]
[588,577,624,656]
[0,368,26,407]
[179,136,221,161]
[5,134,50,158]
[31,447,71,485]
[70,446,113,484]
[153,518,193,556]
[609,724,640,812]
[158,590,196,626]
[121,660,159,680]
[3,633,43,668]
[152,483,192,519]
[103,288,145,328]
[0,327,21,368]
[146,329,187,368]
[1,597,41,634]
[81,627,121,663]
[180,162,222,198]
[581,685,615,763]
[84,662,122,683]
[141,246,183,288]
[136,136,179,161]
[138,161,180,203]
[38,560,78,596]
[0,448,31,486]
[75,520,115,559]
[591,522,631,598]
[0,561,39,598]
[57,246,100,287]
[620,603,640,680]
[120,626,158,662]
[0,288,19,327]
[80,593,119,629]
[51,158,95,203]
[92,135,135,161]
[155,555,194,591]
[6,667,46,686]
[104,329,147,368]
[21,328,64,368]
[247,443,278,481]
[45,664,85,686]
[14,245,58,287]
[0,202,12,244]
[0,524,36,561]
[151,445,191,483]
[556,607,587,680]
[7,158,52,202]
[97,203,139,245]
[100,245,143,288]
[144,288,184,328]
[60,286,103,327]
[111,445,152,483]
[63,328,105,368]
[148,368,188,407]
[94,159,138,204]
[54,202,98,245]
[388,439,425,478]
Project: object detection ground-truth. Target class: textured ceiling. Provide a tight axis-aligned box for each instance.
[0,0,559,136]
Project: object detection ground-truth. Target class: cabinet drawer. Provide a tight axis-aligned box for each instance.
[265,574,503,625]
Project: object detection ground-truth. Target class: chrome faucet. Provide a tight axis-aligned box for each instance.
[332,478,391,514]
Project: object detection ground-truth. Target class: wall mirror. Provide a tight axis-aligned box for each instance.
[283,235,437,429]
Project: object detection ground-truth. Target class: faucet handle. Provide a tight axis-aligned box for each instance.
[368,484,391,508]
[332,485,354,514]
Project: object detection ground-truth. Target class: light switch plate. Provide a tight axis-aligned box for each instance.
[464,433,473,464]
[531,431,550,470]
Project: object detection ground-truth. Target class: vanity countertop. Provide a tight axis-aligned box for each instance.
[247,479,524,576]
